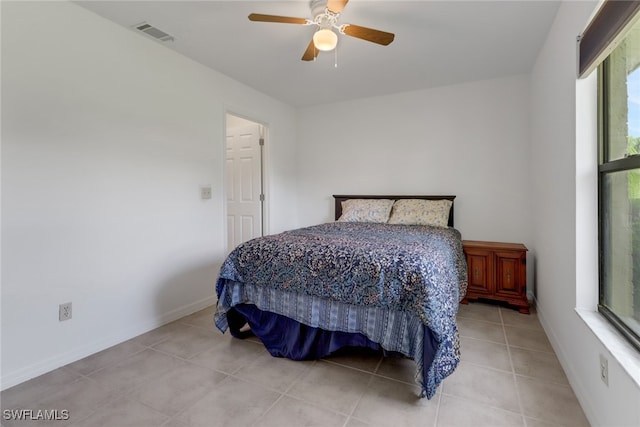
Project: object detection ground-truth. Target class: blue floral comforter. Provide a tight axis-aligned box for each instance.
[215,222,468,397]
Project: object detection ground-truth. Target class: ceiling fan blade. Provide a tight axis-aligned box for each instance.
[342,24,395,46]
[327,0,349,14]
[301,39,319,61]
[248,13,308,25]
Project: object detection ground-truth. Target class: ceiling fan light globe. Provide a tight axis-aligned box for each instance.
[313,28,338,51]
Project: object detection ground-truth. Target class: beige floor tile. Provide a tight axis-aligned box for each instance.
[505,326,554,353]
[3,304,590,427]
[510,347,569,385]
[323,347,382,373]
[178,307,216,330]
[160,417,188,427]
[441,362,520,413]
[523,417,565,427]
[500,307,543,331]
[517,376,589,426]
[352,376,437,427]
[376,354,419,384]
[65,340,146,376]
[457,317,507,344]
[245,334,263,344]
[233,352,313,393]
[174,376,279,427]
[150,324,219,359]
[22,377,119,427]
[459,336,512,372]
[131,321,191,347]
[258,396,347,427]
[72,397,168,427]
[127,361,227,416]
[437,394,525,427]
[188,335,265,374]
[287,361,372,415]
[0,368,81,410]
[345,418,371,427]
[458,302,502,324]
[87,348,181,394]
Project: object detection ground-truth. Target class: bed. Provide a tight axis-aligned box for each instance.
[214,195,467,398]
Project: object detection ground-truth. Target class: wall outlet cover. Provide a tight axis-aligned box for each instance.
[599,353,609,386]
[59,302,72,321]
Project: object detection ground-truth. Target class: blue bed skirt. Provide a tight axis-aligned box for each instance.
[226,303,438,397]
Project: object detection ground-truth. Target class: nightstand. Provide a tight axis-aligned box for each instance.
[461,240,529,314]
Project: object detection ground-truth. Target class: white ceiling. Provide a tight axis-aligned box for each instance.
[76,1,561,107]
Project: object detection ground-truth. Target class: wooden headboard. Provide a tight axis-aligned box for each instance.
[333,195,456,227]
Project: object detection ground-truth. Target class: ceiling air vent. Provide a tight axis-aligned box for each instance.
[133,22,174,42]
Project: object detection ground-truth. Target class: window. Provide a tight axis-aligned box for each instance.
[599,17,640,351]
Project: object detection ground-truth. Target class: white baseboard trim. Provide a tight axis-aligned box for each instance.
[533,295,597,427]
[0,295,217,391]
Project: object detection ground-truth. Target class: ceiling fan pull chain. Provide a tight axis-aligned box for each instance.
[334,47,338,68]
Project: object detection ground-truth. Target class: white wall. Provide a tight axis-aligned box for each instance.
[296,74,532,250]
[531,1,640,426]
[1,1,297,389]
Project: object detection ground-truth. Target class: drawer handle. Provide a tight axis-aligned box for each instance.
[474,267,479,280]
[507,271,511,284]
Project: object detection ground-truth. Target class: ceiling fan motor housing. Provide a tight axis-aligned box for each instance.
[310,0,330,19]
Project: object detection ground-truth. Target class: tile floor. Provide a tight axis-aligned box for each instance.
[1,302,590,427]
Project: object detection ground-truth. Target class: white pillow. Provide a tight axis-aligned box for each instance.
[337,199,395,223]
[387,199,452,227]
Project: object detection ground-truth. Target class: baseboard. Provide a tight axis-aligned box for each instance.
[0,295,217,391]
[533,294,597,426]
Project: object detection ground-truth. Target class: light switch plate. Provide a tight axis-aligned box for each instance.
[201,186,212,200]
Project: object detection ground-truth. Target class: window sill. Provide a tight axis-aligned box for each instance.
[575,308,640,388]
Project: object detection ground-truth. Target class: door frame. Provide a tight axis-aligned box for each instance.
[223,110,269,252]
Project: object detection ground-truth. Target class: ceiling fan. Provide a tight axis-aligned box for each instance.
[248,0,395,61]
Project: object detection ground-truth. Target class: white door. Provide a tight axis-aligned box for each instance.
[226,120,263,251]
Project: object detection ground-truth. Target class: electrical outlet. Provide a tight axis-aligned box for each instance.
[200,186,212,200]
[59,302,72,321]
[599,354,609,386]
